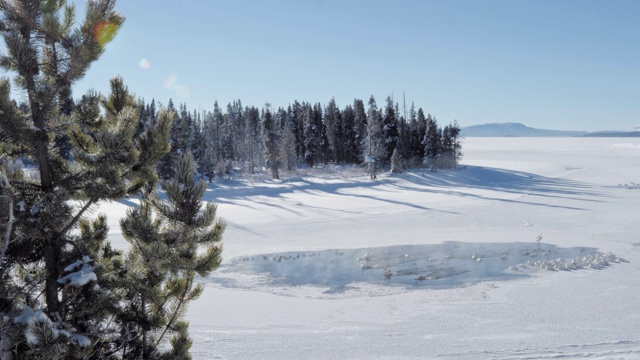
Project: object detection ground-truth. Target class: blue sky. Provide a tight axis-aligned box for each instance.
[70,0,638,131]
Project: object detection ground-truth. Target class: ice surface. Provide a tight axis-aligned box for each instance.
[211,243,621,296]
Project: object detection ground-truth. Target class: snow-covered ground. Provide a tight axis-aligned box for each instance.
[106,137,640,359]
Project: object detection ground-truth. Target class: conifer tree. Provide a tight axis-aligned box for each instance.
[423,114,441,170]
[279,108,297,171]
[410,106,427,162]
[261,104,280,179]
[302,102,319,167]
[243,106,261,174]
[390,147,403,174]
[364,96,384,179]
[353,99,367,163]
[440,121,462,168]
[119,153,224,359]
[158,99,180,179]
[382,96,399,162]
[323,98,341,163]
[340,104,358,163]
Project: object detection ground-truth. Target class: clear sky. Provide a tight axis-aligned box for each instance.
[69,0,638,131]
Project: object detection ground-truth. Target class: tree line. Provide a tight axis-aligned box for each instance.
[145,95,462,181]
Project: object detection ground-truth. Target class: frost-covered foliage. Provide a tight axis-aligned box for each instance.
[261,105,281,179]
[364,96,385,179]
[154,95,462,180]
[390,148,403,174]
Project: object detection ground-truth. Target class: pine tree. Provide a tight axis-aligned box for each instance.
[243,106,261,174]
[201,110,219,180]
[323,97,341,163]
[410,105,427,162]
[119,153,224,359]
[382,96,399,162]
[191,109,205,174]
[423,114,441,170]
[261,104,280,179]
[229,100,244,163]
[302,102,319,167]
[353,99,367,163]
[158,99,180,179]
[290,101,305,166]
[364,96,384,179]
[439,121,462,168]
[390,147,403,174]
[279,108,297,171]
[340,104,358,163]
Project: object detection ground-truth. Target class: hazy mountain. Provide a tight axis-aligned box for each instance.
[582,131,640,137]
[461,123,588,137]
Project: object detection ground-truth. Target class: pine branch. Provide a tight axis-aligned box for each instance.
[0,171,14,270]
[153,272,193,348]
[58,198,95,237]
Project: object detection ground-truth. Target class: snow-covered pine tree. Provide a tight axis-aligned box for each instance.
[290,101,305,166]
[302,102,319,167]
[201,110,218,180]
[314,103,330,164]
[439,121,462,168]
[409,106,427,162]
[340,104,358,163]
[390,147,403,174]
[261,104,280,179]
[279,108,297,171]
[382,96,399,162]
[353,99,367,164]
[191,109,205,174]
[243,106,261,174]
[423,114,441,170]
[323,97,341,163]
[395,108,411,163]
[119,153,224,359]
[364,96,384,179]
[229,100,245,163]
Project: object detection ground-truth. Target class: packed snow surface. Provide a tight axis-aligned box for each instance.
[102,137,640,359]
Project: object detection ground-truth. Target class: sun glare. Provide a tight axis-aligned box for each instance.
[93,20,117,46]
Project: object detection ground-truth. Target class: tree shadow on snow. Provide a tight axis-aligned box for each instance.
[201,166,607,215]
[402,166,606,200]
[204,177,458,215]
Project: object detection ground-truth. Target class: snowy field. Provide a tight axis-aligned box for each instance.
[106,137,640,359]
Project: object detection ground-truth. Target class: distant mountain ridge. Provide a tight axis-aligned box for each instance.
[461,123,640,137]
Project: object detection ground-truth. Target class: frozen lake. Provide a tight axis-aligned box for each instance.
[102,137,640,359]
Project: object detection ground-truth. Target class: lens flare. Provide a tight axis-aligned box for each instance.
[139,58,150,69]
[93,20,117,46]
[164,74,178,90]
[163,74,191,99]
[175,84,191,99]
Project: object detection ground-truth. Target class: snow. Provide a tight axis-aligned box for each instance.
[96,137,640,359]
[13,306,56,346]
[58,257,97,286]
[71,335,91,348]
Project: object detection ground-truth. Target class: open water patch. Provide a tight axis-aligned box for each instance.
[209,242,626,296]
